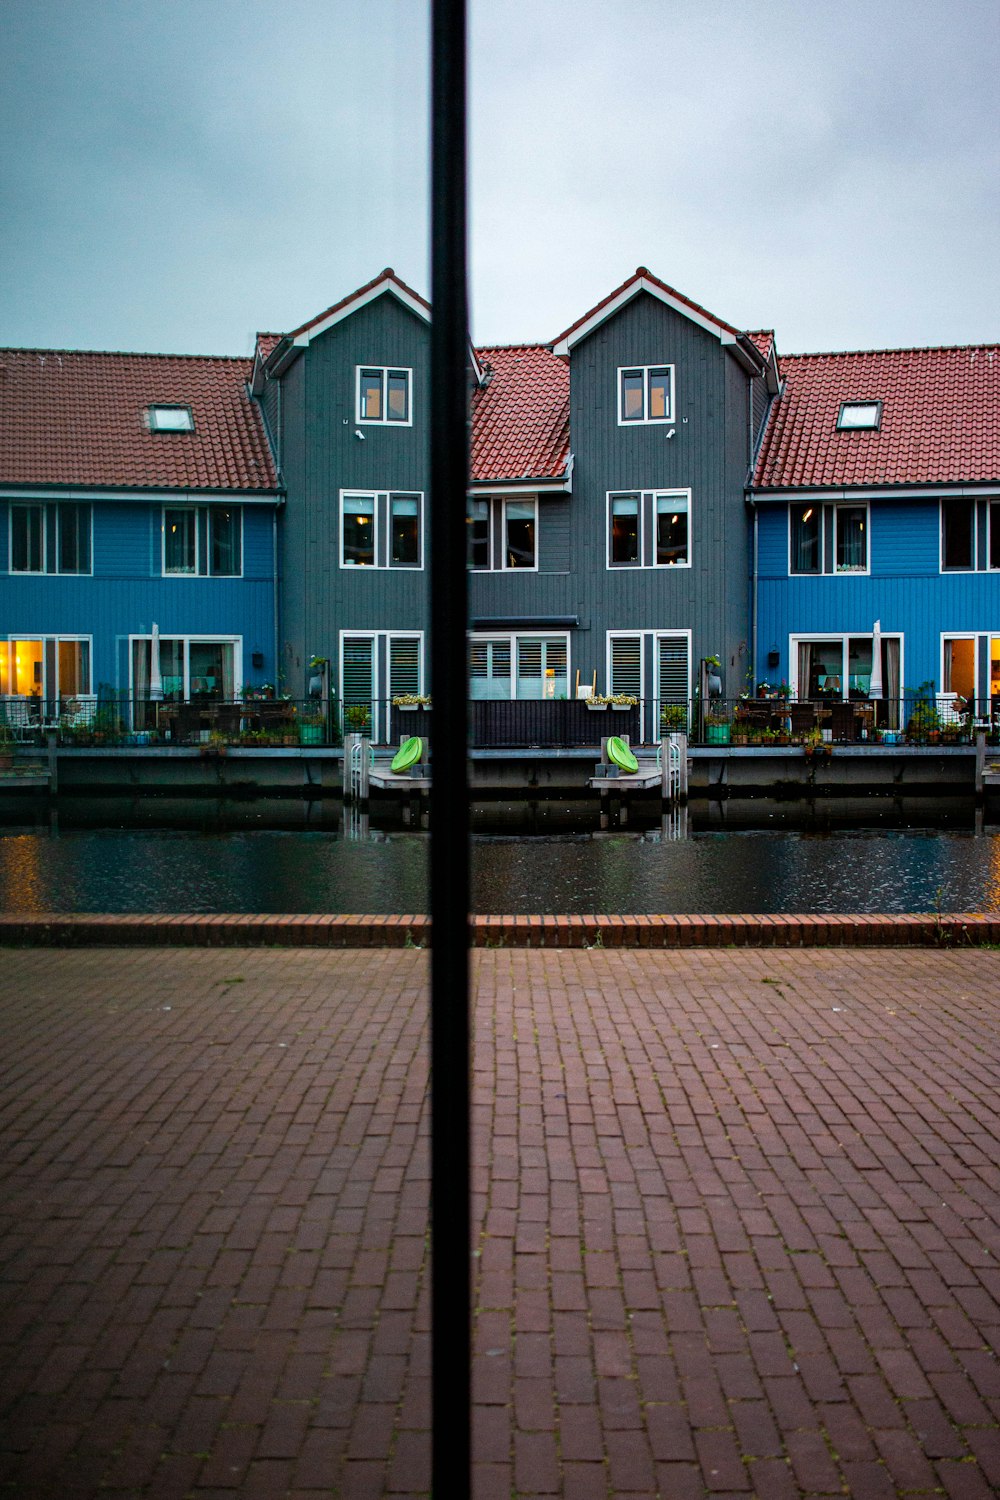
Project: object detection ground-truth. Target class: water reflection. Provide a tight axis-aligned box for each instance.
[0,801,997,915]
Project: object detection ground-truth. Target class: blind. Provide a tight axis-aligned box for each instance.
[389,636,421,697]
[656,635,689,703]
[610,635,642,697]
[342,636,374,703]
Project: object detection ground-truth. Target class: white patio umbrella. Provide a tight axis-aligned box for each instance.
[869,620,883,699]
[149,621,163,701]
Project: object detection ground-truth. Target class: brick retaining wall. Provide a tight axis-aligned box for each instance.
[1,911,998,948]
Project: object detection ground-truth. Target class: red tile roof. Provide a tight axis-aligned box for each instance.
[471,345,569,483]
[754,345,1000,490]
[0,349,279,492]
[746,330,776,363]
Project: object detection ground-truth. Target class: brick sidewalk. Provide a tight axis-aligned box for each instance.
[0,947,998,1498]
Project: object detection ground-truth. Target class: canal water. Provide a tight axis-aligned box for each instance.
[1,799,998,914]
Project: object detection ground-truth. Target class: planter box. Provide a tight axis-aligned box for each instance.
[706,724,731,745]
[299,724,324,745]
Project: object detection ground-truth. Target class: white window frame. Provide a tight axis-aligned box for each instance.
[501,497,538,572]
[617,364,675,426]
[355,365,413,427]
[606,489,692,569]
[128,633,243,701]
[4,634,93,699]
[940,632,979,701]
[338,629,424,742]
[605,628,692,739]
[8,502,94,577]
[468,630,570,699]
[989,500,1000,571]
[468,497,493,571]
[338,490,424,570]
[789,631,903,702]
[161,504,243,578]
[939,498,978,574]
[787,501,870,576]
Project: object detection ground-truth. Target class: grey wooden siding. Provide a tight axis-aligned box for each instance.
[568,290,755,699]
[268,295,431,697]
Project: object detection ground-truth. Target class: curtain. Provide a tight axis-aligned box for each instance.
[133,639,150,700]
[222,645,235,701]
[797,642,812,700]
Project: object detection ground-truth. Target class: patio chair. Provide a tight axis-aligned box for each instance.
[936,693,966,729]
[62,694,97,728]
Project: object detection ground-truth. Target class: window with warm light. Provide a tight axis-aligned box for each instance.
[618,365,674,424]
[163,505,242,576]
[357,366,411,425]
[340,491,422,568]
[607,490,691,568]
[788,501,868,574]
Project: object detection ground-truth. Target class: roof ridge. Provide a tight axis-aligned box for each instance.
[780,342,1000,361]
[0,346,250,362]
[474,342,554,353]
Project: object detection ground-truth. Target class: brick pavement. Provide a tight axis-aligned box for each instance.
[0,946,998,1498]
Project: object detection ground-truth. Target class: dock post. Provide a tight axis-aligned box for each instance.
[674,732,688,800]
[46,729,58,795]
[975,730,986,798]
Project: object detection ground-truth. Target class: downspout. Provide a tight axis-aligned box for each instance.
[751,499,758,687]
[273,506,280,685]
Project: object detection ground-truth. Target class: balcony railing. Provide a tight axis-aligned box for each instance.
[3,691,996,752]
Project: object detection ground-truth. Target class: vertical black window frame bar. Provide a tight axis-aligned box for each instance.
[430,2,470,1497]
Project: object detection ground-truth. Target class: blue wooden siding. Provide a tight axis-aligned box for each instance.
[1,498,278,692]
[756,497,999,691]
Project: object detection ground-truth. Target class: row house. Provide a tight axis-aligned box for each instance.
[0,348,280,718]
[3,267,996,739]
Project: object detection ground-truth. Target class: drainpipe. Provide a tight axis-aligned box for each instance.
[751,498,758,685]
[273,507,280,683]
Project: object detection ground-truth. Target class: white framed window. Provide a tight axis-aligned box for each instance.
[788,501,869,575]
[9,502,93,575]
[990,501,1000,571]
[339,491,423,569]
[790,632,902,702]
[940,499,977,572]
[836,401,881,431]
[941,634,978,704]
[339,629,424,741]
[469,632,568,700]
[356,366,412,425]
[607,490,691,569]
[618,365,674,425]
[502,498,537,570]
[162,505,242,577]
[605,628,691,739]
[130,634,242,702]
[148,405,194,432]
[468,498,492,570]
[1,635,92,701]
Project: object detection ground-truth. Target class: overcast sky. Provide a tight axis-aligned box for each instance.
[1,0,996,358]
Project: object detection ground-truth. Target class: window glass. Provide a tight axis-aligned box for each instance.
[944,638,976,700]
[387,370,409,422]
[620,369,644,421]
[209,507,241,576]
[11,505,43,572]
[58,503,91,573]
[505,500,535,568]
[149,406,194,431]
[847,637,873,697]
[189,641,230,700]
[835,506,867,571]
[58,639,90,696]
[469,639,512,700]
[942,499,975,570]
[359,370,382,421]
[790,504,821,573]
[991,502,1000,570]
[837,402,880,430]
[390,494,420,566]
[12,639,43,696]
[164,508,197,573]
[610,495,639,564]
[469,499,490,568]
[800,640,845,698]
[656,494,688,565]
[343,495,375,565]
[648,368,670,420]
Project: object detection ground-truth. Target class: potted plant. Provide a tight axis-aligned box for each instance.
[308,656,328,699]
[298,711,325,745]
[660,704,688,733]
[705,706,730,745]
[704,655,723,698]
[608,693,638,710]
[345,704,371,733]
[586,694,610,711]
[392,694,431,712]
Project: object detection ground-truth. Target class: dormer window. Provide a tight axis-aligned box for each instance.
[618,365,674,425]
[836,401,881,431]
[149,405,194,432]
[357,367,411,425]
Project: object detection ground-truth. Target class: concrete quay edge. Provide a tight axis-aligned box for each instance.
[0,910,998,948]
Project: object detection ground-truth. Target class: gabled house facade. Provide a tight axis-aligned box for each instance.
[0,348,280,720]
[752,345,1000,721]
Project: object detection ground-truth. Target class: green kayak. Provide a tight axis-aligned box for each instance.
[606,735,638,773]
[391,735,424,773]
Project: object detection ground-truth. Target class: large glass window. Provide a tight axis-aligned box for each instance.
[4,636,91,701]
[656,493,688,566]
[468,498,490,569]
[990,502,1000,570]
[163,506,241,576]
[342,494,375,566]
[132,636,237,702]
[790,504,821,574]
[357,366,411,425]
[503,499,536,569]
[941,499,976,571]
[10,502,91,574]
[609,494,639,565]
[469,634,567,699]
[390,494,420,566]
[943,637,976,701]
[835,506,867,571]
[618,364,674,424]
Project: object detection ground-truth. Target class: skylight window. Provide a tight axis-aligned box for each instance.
[149,405,194,432]
[836,401,881,431]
